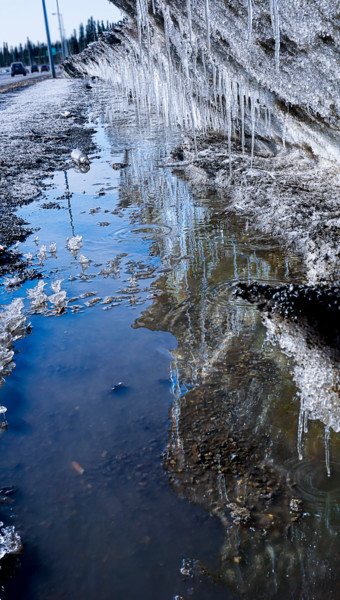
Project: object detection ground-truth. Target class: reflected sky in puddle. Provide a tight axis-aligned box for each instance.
[0,84,339,599]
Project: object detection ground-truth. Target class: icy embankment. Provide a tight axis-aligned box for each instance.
[235,282,340,463]
[62,0,339,283]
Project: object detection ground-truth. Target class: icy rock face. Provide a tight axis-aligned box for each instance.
[63,0,340,163]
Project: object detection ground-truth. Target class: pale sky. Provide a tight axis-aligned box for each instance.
[0,0,123,48]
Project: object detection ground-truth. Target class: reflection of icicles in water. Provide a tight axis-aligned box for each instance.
[325,427,331,478]
[297,397,305,461]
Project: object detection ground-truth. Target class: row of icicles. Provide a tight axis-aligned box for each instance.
[105,0,281,166]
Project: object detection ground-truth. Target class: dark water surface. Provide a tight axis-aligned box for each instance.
[0,86,339,599]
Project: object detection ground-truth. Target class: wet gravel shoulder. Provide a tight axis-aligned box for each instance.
[0,78,95,280]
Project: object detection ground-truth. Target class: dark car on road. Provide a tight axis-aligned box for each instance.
[40,64,50,72]
[31,64,39,73]
[11,62,27,77]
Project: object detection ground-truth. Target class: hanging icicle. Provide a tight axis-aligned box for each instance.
[269,0,280,72]
[248,0,253,43]
[205,0,211,53]
[187,0,193,44]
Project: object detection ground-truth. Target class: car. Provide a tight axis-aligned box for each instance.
[31,64,39,73]
[40,64,50,72]
[11,62,27,77]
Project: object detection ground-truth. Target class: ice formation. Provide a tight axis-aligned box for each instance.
[27,281,48,312]
[71,149,90,166]
[0,299,27,388]
[67,235,83,252]
[265,315,340,475]
[0,521,22,561]
[49,280,67,309]
[63,0,340,165]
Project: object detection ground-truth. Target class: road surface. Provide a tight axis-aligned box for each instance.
[0,71,53,93]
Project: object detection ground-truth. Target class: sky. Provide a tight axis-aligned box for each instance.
[0,0,123,48]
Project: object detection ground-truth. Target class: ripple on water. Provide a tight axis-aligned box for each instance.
[287,459,340,508]
[112,224,172,241]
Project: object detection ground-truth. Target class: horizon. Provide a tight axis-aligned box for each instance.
[0,0,122,49]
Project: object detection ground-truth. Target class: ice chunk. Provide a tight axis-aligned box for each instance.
[27,281,48,311]
[37,245,47,263]
[49,291,67,308]
[0,522,22,560]
[71,149,90,166]
[79,254,90,265]
[67,235,83,252]
[51,279,63,294]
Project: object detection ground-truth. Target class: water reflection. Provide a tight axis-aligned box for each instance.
[95,94,340,595]
[0,86,338,597]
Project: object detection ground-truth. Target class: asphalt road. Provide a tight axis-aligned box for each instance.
[0,70,50,86]
[0,70,55,93]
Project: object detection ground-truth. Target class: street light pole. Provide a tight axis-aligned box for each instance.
[42,0,56,78]
[55,0,65,60]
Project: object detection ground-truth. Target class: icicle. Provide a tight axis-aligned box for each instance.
[303,409,309,433]
[187,0,193,44]
[248,0,253,42]
[269,0,280,72]
[136,0,143,58]
[282,107,289,148]
[240,85,245,153]
[250,88,256,166]
[297,397,305,461]
[325,427,331,477]
[205,0,211,53]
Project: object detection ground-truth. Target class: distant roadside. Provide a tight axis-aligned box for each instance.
[0,70,55,94]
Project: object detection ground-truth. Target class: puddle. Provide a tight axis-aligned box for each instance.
[0,83,339,599]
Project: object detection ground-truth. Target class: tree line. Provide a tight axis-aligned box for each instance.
[0,18,115,67]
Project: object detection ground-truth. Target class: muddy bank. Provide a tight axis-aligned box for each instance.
[0,79,94,280]
[170,135,340,285]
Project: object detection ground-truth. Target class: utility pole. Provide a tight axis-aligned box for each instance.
[42,0,56,78]
[53,1,69,60]
[61,13,69,57]
[54,0,65,59]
